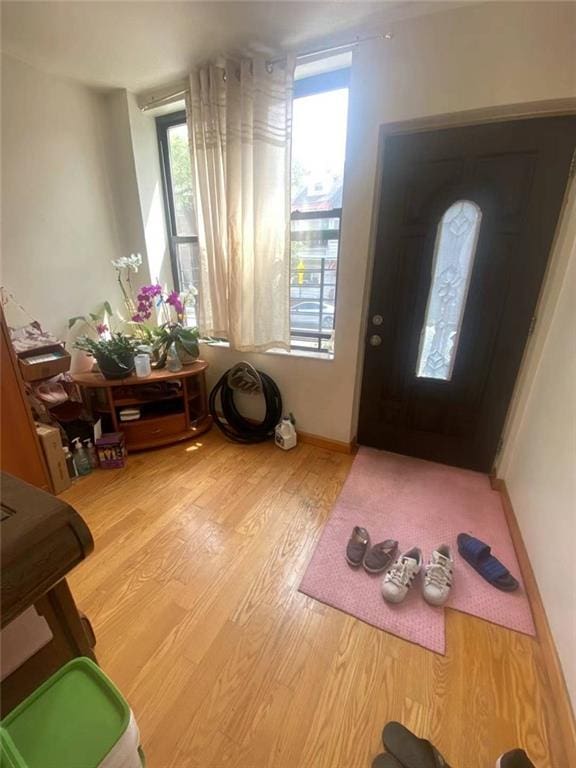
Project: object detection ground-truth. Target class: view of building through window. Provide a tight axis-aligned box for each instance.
[157,70,349,348]
[290,83,349,352]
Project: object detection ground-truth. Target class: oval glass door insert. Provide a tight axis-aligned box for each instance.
[416,200,482,381]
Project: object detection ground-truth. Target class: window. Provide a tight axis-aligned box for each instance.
[156,111,200,325]
[416,200,482,380]
[290,67,350,353]
[156,65,350,350]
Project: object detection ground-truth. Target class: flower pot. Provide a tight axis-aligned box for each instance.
[96,351,135,380]
[176,340,199,365]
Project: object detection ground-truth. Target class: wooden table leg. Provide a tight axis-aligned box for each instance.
[0,579,96,715]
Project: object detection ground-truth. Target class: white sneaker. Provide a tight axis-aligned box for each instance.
[381,548,422,604]
[422,545,454,606]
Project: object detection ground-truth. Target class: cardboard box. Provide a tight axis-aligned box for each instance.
[35,424,71,494]
[95,432,126,469]
[18,344,71,382]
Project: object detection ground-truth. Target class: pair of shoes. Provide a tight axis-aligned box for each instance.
[372,721,451,767]
[346,527,399,574]
[457,533,519,591]
[371,722,535,768]
[382,546,454,606]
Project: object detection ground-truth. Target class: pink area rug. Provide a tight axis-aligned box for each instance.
[299,447,535,654]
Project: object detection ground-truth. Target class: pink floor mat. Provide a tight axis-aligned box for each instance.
[299,447,535,654]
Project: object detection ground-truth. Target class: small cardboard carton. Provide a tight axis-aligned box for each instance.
[95,432,126,469]
[35,424,71,494]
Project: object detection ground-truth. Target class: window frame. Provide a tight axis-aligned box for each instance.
[290,67,350,353]
[156,68,350,353]
[156,110,198,293]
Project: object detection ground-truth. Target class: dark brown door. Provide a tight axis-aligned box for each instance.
[358,116,575,471]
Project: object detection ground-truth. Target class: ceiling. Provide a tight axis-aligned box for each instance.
[1,1,461,93]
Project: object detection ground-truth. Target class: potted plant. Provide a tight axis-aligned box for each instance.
[131,284,200,368]
[73,332,138,379]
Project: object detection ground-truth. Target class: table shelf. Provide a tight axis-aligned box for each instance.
[74,362,211,451]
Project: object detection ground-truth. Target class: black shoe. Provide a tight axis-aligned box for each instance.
[382,722,451,767]
[497,749,536,768]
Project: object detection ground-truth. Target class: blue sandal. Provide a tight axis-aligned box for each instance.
[457,534,519,592]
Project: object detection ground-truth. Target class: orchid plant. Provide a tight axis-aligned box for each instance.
[70,254,200,372]
[130,283,200,366]
[111,253,143,319]
[68,301,113,337]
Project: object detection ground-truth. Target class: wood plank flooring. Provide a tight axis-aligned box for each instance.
[63,431,563,767]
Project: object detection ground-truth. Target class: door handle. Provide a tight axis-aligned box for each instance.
[369,334,382,347]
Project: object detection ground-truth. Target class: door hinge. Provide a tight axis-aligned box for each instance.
[570,148,576,179]
[528,315,537,337]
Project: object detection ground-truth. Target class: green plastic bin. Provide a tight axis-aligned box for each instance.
[0,658,140,768]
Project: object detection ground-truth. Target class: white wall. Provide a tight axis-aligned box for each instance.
[126,93,174,291]
[497,182,576,708]
[99,90,149,285]
[1,54,122,340]
[202,0,576,443]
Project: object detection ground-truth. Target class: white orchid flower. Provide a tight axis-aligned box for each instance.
[127,253,143,272]
[111,253,142,272]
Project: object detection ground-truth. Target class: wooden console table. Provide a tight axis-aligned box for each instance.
[73,361,212,451]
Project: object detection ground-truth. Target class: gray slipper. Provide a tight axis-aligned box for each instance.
[364,539,399,574]
[373,754,404,768]
[346,526,370,567]
[382,722,451,768]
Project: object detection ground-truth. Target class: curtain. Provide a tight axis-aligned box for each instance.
[187,56,294,351]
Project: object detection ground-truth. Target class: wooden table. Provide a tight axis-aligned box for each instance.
[73,362,212,451]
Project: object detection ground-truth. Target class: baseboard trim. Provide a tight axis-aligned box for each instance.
[297,431,356,454]
[491,475,576,763]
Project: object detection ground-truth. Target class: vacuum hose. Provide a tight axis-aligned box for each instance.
[209,367,283,444]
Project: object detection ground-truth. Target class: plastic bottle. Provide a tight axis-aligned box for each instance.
[72,438,92,476]
[84,439,98,469]
[135,346,152,378]
[275,417,297,450]
[63,446,77,478]
[166,342,183,372]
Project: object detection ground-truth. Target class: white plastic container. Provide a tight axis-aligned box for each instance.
[275,417,297,450]
[134,353,151,378]
[99,711,142,768]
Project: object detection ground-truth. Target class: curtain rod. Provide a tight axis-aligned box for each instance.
[139,31,392,111]
[269,31,393,66]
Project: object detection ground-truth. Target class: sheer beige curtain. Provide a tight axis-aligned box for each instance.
[187,56,294,351]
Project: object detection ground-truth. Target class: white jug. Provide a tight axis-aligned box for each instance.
[275,417,297,450]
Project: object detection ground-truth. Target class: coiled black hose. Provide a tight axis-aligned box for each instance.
[209,369,283,443]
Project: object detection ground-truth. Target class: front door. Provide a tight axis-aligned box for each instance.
[358,116,575,471]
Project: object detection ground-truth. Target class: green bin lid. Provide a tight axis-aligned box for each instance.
[1,657,130,768]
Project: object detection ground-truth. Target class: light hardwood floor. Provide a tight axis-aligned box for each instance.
[63,431,564,767]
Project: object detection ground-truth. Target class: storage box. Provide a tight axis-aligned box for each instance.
[18,345,71,382]
[0,657,144,768]
[35,424,71,494]
[95,433,126,469]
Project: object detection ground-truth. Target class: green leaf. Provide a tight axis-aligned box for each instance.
[103,301,113,317]
[68,316,86,329]
[179,338,199,355]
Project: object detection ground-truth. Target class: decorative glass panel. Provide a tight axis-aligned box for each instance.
[416,201,482,381]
